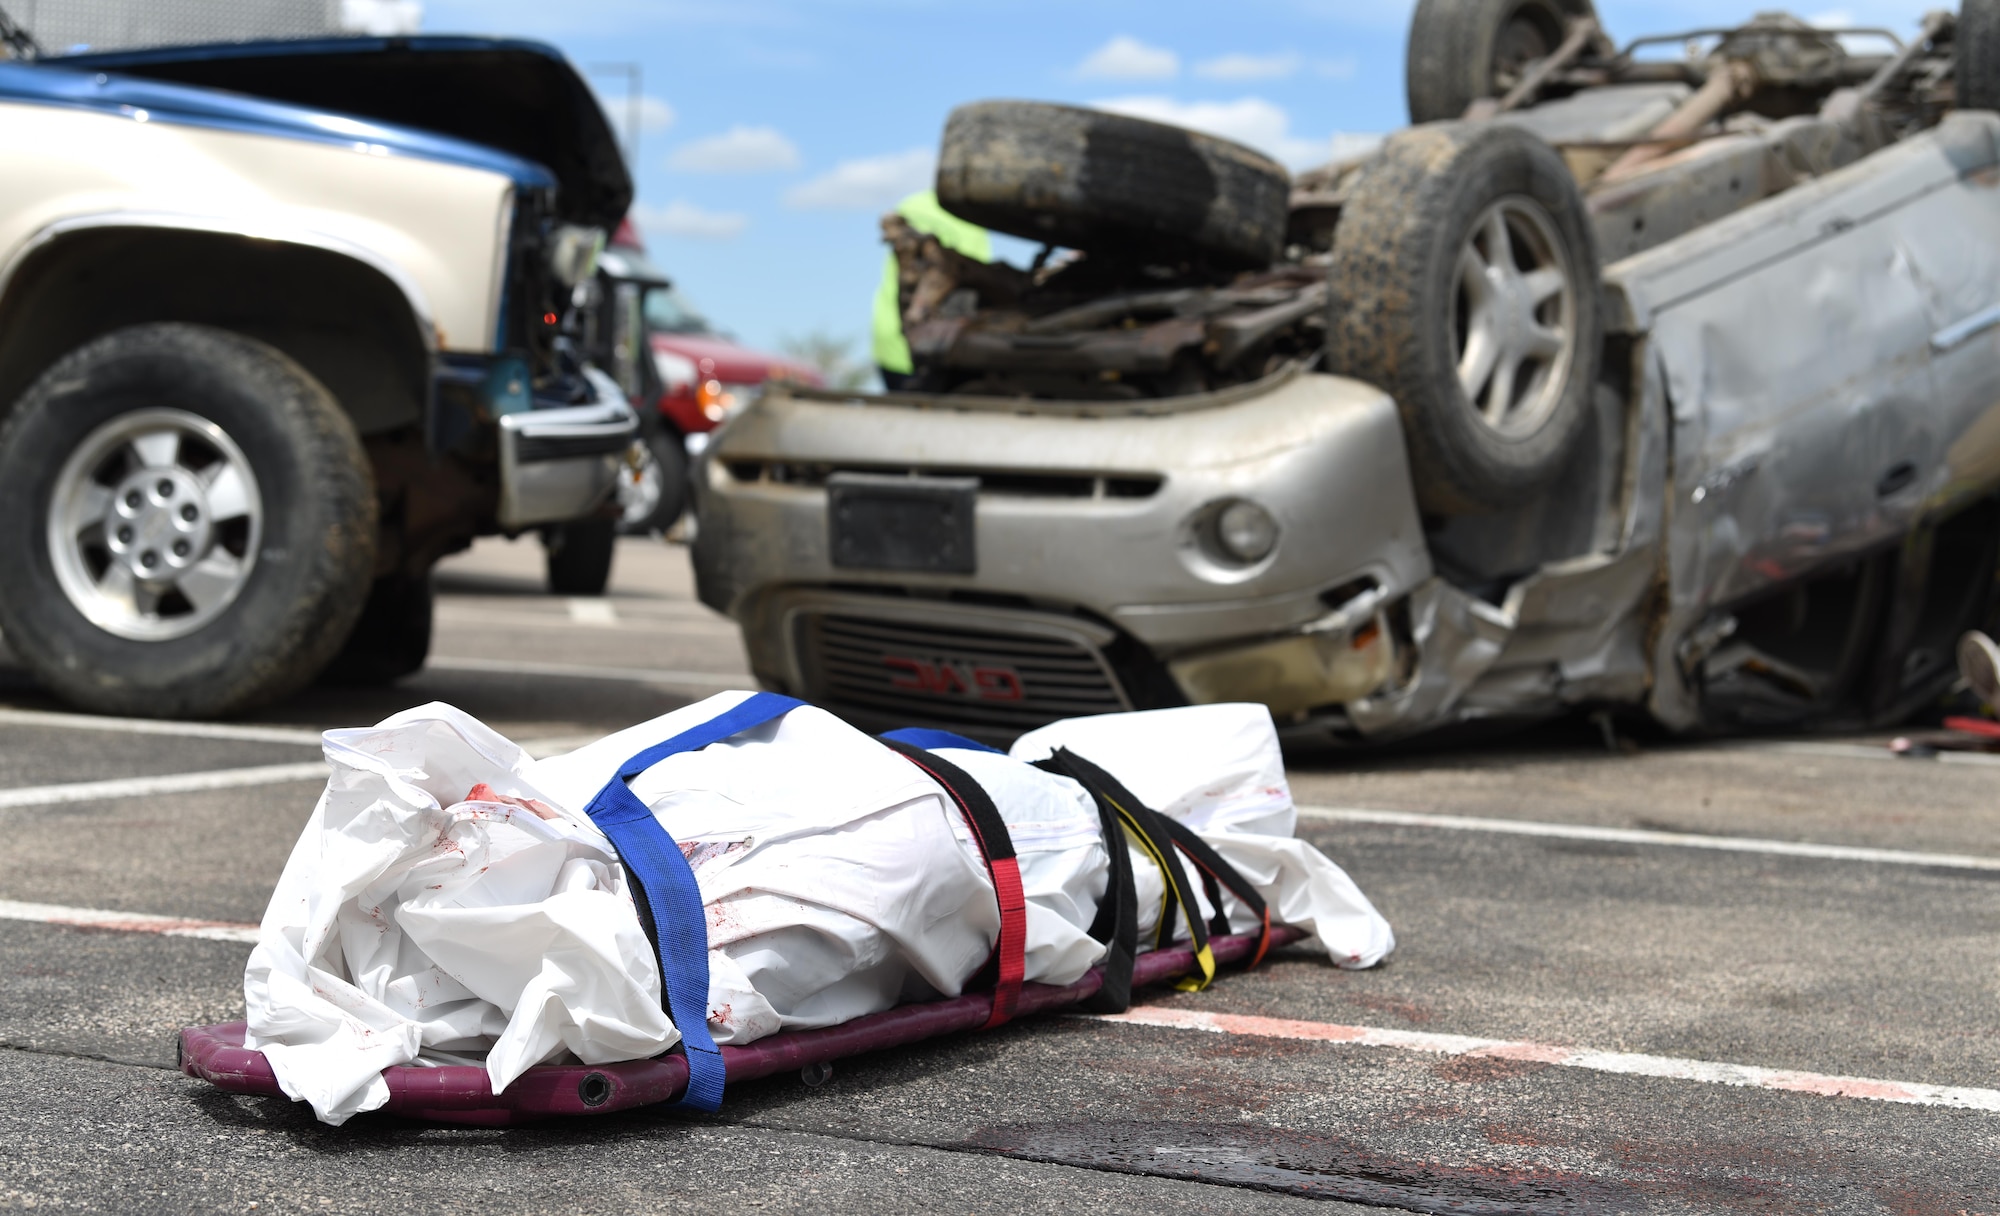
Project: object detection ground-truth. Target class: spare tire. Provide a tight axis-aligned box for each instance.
[936,100,1291,269]
[1406,0,1598,124]
[1326,122,1601,515]
[1961,0,2000,111]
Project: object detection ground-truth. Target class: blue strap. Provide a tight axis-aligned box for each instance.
[582,692,805,1112]
[880,727,1004,755]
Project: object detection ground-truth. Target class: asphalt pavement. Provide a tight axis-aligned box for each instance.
[0,536,1995,1214]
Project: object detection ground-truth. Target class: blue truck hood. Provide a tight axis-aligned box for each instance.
[38,36,629,228]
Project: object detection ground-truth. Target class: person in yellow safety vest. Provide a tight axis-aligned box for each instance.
[872,189,993,391]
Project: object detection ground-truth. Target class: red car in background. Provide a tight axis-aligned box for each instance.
[605,224,821,535]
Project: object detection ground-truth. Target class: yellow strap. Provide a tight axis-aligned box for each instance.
[1112,804,1175,949]
[1105,795,1217,991]
[1173,944,1218,993]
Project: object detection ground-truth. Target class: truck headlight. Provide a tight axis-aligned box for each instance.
[1215,499,1279,563]
[549,225,606,288]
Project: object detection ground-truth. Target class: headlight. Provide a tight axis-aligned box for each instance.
[1215,499,1279,563]
[697,380,763,422]
[652,349,697,393]
[549,225,606,289]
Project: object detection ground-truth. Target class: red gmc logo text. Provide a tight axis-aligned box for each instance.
[882,657,1025,702]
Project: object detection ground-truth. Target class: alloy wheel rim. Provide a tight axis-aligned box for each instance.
[46,408,263,641]
[1452,195,1578,439]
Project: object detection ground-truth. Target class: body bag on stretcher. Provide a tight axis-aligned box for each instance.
[242,693,1394,1124]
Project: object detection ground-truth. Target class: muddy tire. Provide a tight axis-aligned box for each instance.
[936,100,1291,269]
[1326,122,1601,515]
[0,323,376,717]
[1962,0,2000,111]
[1406,0,1598,123]
[319,571,432,686]
[544,516,616,596]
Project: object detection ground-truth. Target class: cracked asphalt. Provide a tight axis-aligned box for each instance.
[0,537,1994,1214]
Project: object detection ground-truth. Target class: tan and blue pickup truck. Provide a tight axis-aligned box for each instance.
[0,27,641,716]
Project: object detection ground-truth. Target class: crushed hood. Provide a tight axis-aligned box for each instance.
[49,36,632,228]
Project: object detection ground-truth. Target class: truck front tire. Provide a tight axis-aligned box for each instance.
[0,323,376,717]
[319,572,432,686]
[544,517,617,596]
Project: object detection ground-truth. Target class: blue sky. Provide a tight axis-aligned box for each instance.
[425,0,1940,360]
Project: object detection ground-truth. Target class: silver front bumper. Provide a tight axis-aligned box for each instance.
[497,370,639,529]
[694,370,1435,725]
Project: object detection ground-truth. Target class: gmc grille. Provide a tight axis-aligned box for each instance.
[799,613,1129,731]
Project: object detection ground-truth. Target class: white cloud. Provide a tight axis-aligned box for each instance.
[1091,95,1377,170]
[633,96,678,133]
[591,89,677,134]
[1329,132,1385,161]
[632,199,748,240]
[339,0,421,35]
[1194,51,1302,81]
[1315,55,1359,81]
[1076,35,1179,81]
[785,148,935,210]
[668,125,801,173]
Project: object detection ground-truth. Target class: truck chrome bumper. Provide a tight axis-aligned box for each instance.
[497,370,638,529]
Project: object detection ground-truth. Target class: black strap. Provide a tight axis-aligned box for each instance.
[879,738,1025,1019]
[1154,815,1273,963]
[1034,749,1172,1010]
[1046,749,1212,946]
[1041,748,1280,982]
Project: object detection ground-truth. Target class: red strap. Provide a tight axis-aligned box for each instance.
[984,856,1028,1028]
[1249,904,1273,968]
[881,744,1027,1030]
[1945,715,2000,740]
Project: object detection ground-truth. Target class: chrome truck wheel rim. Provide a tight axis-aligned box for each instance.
[1453,196,1578,439]
[617,440,662,528]
[46,408,263,641]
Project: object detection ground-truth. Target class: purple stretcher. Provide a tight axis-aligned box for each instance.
[179,926,1302,1125]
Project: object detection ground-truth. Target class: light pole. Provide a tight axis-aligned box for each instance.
[588,61,644,170]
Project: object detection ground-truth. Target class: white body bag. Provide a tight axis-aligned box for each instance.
[244,694,1393,1124]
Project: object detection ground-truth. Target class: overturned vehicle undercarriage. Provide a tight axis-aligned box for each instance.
[695,1,2000,746]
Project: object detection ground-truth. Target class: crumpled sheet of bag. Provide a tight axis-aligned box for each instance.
[1010,704,1397,967]
[244,693,1392,1125]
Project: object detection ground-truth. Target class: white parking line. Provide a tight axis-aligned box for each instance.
[1750,739,2000,769]
[0,707,320,746]
[566,598,619,626]
[0,763,328,811]
[426,655,749,689]
[0,898,257,943]
[434,605,736,635]
[0,708,601,763]
[1298,805,2000,873]
[519,735,598,760]
[1098,1006,2000,1113]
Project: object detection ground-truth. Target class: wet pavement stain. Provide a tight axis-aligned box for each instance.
[958,1119,1633,1213]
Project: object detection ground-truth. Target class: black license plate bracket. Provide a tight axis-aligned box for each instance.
[828,474,978,574]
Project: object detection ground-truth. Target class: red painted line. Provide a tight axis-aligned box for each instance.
[1096,1006,2000,1113]
[0,899,258,943]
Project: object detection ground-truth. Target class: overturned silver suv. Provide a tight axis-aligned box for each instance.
[696,1,2000,745]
